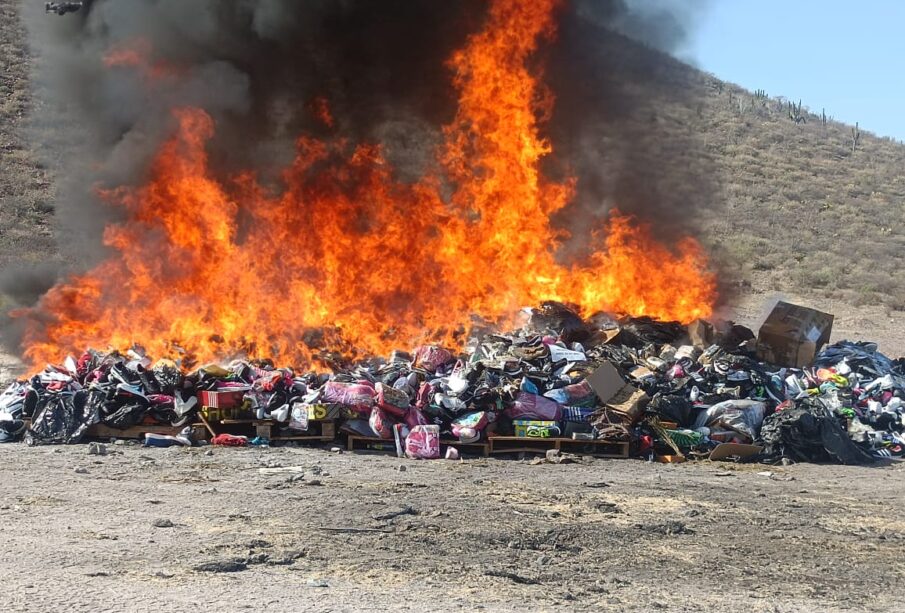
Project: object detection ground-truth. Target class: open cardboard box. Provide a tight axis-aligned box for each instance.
[756,301,833,368]
[586,361,649,424]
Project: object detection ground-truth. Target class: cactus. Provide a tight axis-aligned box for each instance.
[788,99,805,124]
[851,122,861,153]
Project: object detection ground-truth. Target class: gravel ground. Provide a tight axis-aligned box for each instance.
[1,443,903,613]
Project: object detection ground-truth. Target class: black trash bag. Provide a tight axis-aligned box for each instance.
[646,393,694,426]
[619,316,685,346]
[758,405,874,465]
[26,389,101,445]
[152,361,183,395]
[812,341,896,378]
[526,301,590,344]
[102,402,148,429]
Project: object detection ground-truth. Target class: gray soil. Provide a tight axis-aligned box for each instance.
[1,443,903,613]
[2,2,905,612]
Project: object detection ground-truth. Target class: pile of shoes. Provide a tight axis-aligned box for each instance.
[1,300,903,464]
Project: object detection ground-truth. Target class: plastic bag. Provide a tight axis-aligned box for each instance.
[321,381,375,415]
[376,382,411,418]
[405,425,440,459]
[369,406,394,439]
[692,399,765,441]
[505,392,562,421]
[411,346,454,373]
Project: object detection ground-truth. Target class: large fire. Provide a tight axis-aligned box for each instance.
[17,0,716,370]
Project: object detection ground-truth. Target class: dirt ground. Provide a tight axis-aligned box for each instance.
[1,442,903,613]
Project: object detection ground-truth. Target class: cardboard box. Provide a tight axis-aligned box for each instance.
[605,385,648,424]
[756,301,834,367]
[687,319,715,346]
[709,443,763,461]
[585,362,649,424]
[585,362,625,402]
[512,420,560,438]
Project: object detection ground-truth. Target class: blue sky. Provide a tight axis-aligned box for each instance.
[688,0,905,141]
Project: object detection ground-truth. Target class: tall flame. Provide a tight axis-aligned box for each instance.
[17,0,716,370]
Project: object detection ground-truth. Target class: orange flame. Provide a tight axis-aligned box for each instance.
[17,0,716,370]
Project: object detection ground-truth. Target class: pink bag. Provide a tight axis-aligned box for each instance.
[405,425,440,459]
[369,406,394,439]
[414,381,436,409]
[376,382,411,418]
[404,407,431,429]
[322,381,376,416]
[505,392,562,421]
[411,346,454,373]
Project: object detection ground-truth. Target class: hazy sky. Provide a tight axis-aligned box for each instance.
[689,0,905,141]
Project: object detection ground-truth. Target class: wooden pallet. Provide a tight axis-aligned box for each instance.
[212,418,336,442]
[346,435,490,457]
[84,422,208,441]
[487,436,629,458]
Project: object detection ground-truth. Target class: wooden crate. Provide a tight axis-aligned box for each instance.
[346,434,489,457]
[84,422,207,441]
[487,436,629,458]
[214,418,336,442]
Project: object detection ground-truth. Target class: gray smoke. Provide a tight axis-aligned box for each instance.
[16,0,718,297]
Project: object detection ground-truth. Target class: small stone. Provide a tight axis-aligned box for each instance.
[545,449,561,462]
[306,579,329,588]
[74,467,89,474]
[152,518,175,528]
[305,479,323,486]
[329,446,342,453]
[194,559,247,573]
[205,449,214,456]
[113,439,126,446]
[397,464,407,472]
[87,442,107,456]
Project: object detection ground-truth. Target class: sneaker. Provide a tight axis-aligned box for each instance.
[116,382,147,401]
[271,404,290,423]
[173,393,198,417]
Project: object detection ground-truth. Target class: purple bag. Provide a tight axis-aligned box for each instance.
[505,392,562,421]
